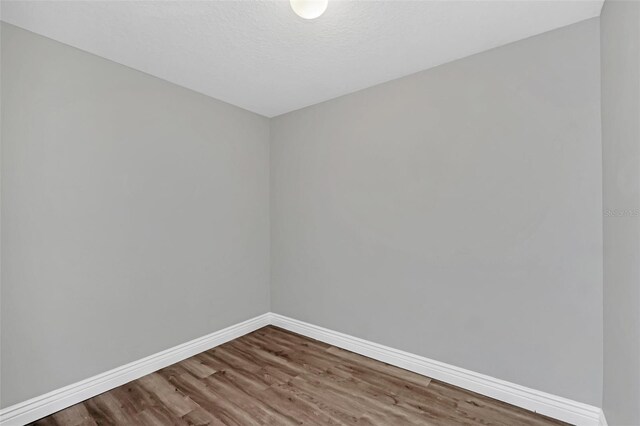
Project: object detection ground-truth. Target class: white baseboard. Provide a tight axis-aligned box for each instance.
[270,313,605,426]
[0,312,606,426]
[0,313,271,426]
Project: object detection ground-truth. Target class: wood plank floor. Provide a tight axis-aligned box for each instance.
[31,326,569,425]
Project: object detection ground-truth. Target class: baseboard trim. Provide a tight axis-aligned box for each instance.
[270,313,605,426]
[1,312,606,426]
[0,313,271,426]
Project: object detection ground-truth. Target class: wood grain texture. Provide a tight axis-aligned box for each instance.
[30,326,569,425]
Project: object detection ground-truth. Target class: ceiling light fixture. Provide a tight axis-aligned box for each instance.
[290,0,328,20]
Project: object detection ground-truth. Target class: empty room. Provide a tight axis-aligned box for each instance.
[0,0,638,425]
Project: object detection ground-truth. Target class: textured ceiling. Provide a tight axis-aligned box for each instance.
[1,0,603,117]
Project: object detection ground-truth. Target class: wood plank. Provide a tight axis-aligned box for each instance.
[178,357,217,379]
[51,403,97,426]
[28,326,570,426]
[136,373,199,417]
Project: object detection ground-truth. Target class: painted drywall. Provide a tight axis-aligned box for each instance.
[601,1,640,424]
[1,1,603,117]
[0,23,270,408]
[271,18,603,406]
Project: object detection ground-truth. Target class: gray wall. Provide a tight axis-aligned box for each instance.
[601,1,640,424]
[271,19,603,406]
[0,23,270,407]
[1,14,611,412]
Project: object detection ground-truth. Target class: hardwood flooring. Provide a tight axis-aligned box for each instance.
[31,326,569,425]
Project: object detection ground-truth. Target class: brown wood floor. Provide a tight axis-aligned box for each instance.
[31,326,569,426]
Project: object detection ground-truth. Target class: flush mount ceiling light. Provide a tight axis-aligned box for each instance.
[290,0,328,19]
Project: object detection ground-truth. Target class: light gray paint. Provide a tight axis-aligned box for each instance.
[0,0,603,117]
[0,23,270,408]
[271,19,603,405]
[601,1,640,424]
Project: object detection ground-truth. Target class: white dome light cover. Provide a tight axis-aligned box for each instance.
[290,0,328,20]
